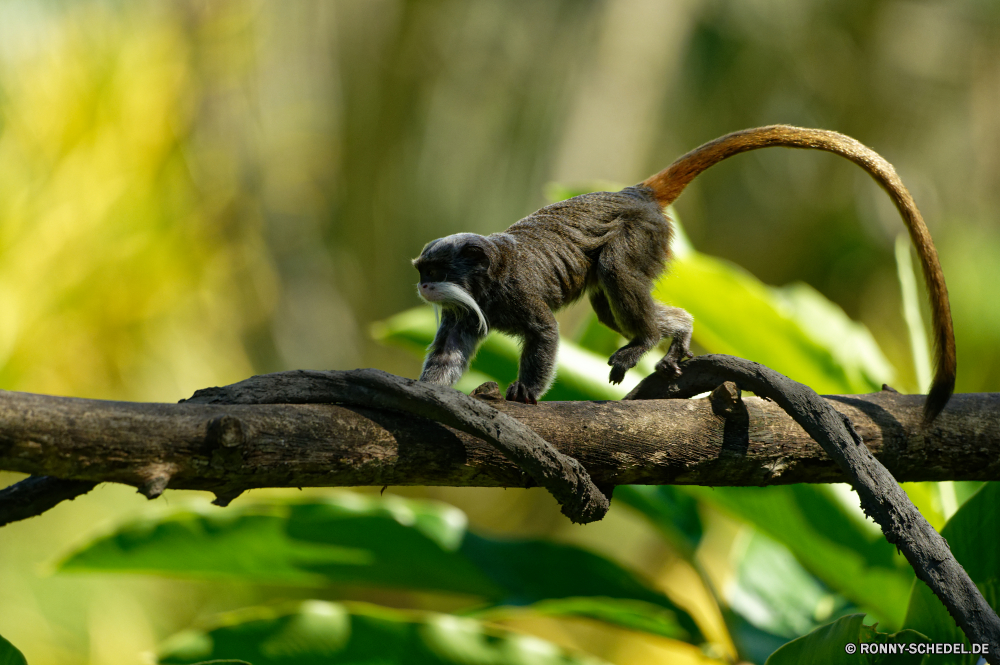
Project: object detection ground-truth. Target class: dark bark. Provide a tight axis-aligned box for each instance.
[1,377,998,500]
[0,475,97,527]
[627,355,1000,661]
[181,369,610,523]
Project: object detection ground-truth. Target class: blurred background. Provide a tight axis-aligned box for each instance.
[1,0,999,663]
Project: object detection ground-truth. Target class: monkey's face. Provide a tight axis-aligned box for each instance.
[412,233,493,334]
[413,234,492,299]
[414,262,452,304]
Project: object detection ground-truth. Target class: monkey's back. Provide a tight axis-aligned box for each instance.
[498,186,671,308]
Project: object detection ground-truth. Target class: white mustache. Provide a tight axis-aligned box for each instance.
[419,281,489,335]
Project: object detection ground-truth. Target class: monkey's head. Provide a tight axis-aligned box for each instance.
[412,233,494,334]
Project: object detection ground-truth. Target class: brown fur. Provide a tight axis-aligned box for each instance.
[415,125,955,422]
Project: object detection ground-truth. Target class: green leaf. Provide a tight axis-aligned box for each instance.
[473,597,691,641]
[903,482,1000,662]
[655,251,894,395]
[615,485,806,662]
[613,485,703,558]
[0,634,27,665]
[455,534,698,640]
[685,485,914,629]
[728,530,851,639]
[895,233,932,392]
[59,495,497,592]
[59,495,703,644]
[765,614,929,665]
[159,601,611,665]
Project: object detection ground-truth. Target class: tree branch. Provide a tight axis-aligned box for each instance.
[182,369,610,523]
[627,355,1000,660]
[0,475,97,526]
[1,373,998,503]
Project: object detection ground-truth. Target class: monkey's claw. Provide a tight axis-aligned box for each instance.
[654,356,685,377]
[505,381,539,405]
[608,366,627,384]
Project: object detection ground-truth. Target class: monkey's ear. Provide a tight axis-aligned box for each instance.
[459,241,492,267]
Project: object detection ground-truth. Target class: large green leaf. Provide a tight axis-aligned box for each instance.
[727,530,852,639]
[765,614,929,665]
[59,495,487,590]
[0,634,27,665]
[654,251,893,395]
[58,495,702,643]
[158,601,611,665]
[685,485,914,629]
[613,485,703,558]
[455,533,695,639]
[472,597,691,641]
[903,482,1000,663]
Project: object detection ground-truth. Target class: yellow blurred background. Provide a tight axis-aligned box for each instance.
[1,1,999,663]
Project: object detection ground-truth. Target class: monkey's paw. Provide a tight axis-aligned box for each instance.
[608,347,645,385]
[654,354,688,377]
[505,381,539,405]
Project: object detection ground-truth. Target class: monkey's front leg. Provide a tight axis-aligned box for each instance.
[506,316,559,405]
[419,312,483,386]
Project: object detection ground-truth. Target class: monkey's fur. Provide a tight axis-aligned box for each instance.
[413,125,956,423]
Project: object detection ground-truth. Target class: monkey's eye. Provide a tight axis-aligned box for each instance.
[424,268,442,282]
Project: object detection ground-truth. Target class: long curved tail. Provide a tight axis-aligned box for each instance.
[643,125,955,423]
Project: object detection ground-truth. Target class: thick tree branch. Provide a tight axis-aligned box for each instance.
[183,369,610,523]
[1,374,998,503]
[627,355,1000,660]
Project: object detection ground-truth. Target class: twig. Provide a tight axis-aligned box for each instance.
[0,475,97,527]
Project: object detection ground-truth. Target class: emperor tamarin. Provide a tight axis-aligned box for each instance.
[412,125,956,423]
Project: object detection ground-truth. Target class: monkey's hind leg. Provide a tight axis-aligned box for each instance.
[592,282,661,384]
[593,285,693,382]
[653,304,693,376]
[589,290,623,335]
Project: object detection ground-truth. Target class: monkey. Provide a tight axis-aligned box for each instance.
[412,125,956,423]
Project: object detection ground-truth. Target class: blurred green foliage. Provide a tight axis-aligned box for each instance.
[0,1,276,402]
[157,600,613,665]
[904,483,1000,663]
[59,494,701,644]
[1,0,999,663]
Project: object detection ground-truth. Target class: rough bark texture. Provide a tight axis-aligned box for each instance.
[1,377,998,495]
[627,355,1000,661]
[182,369,610,523]
[0,475,97,526]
